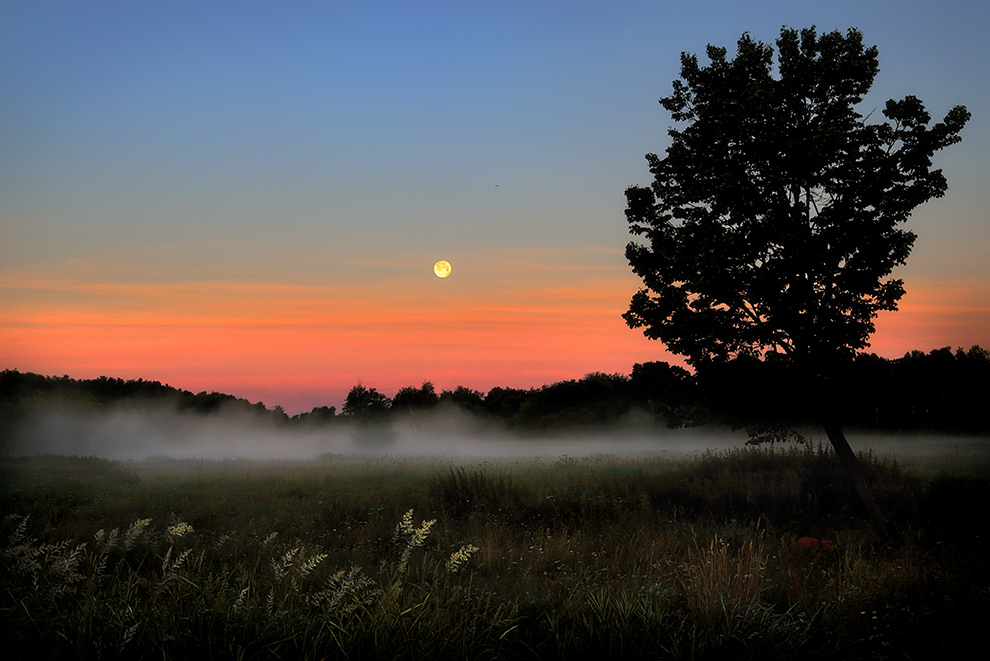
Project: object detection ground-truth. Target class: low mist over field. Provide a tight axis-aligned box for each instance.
[5,400,715,461]
[6,400,988,462]
[4,359,989,463]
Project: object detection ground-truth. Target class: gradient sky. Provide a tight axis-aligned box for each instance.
[2,0,988,413]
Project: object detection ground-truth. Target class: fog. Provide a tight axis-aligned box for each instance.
[6,401,989,463]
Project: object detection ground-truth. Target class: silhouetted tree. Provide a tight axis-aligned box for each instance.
[629,361,698,426]
[391,381,440,434]
[392,382,440,411]
[341,384,391,419]
[624,26,969,533]
[271,405,289,425]
[439,386,486,414]
[292,405,337,426]
[482,386,531,421]
[500,373,639,430]
[884,345,990,432]
[342,383,395,448]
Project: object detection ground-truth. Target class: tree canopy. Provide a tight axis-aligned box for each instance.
[624,26,970,371]
[341,383,391,420]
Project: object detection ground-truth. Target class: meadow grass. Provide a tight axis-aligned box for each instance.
[1,444,988,659]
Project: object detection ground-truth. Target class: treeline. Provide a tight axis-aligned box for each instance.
[0,370,282,417]
[693,345,990,436]
[1,345,988,437]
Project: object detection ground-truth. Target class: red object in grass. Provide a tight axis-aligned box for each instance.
[794,536,837,550]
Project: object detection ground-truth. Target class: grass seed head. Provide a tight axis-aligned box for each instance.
[167,522,194,541]
[446,544,481,573]
[123,518,153,551]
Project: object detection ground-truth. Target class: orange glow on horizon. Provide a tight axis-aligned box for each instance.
[0,274,673,411]
[2,270,987,413]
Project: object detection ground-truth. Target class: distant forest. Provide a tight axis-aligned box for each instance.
[2,346,988,441]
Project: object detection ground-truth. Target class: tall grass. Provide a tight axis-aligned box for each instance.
[2,445,988,659]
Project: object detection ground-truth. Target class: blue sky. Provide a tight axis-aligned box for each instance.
[2,1,987,411]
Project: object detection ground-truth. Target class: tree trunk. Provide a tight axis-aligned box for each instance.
[821,421,893,540]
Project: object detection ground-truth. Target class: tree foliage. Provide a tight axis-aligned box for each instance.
[341,383,391,420]
[391,381,440,411]
[624,26,970,370]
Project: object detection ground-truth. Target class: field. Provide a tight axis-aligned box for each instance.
[2,443,988,660]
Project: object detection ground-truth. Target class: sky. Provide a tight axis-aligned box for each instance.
[2,0,988,414]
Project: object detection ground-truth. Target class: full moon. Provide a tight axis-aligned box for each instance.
[433,260,452,278]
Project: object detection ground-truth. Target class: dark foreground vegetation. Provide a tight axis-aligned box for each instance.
[3,345,989,445]
[2,447,988,660]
